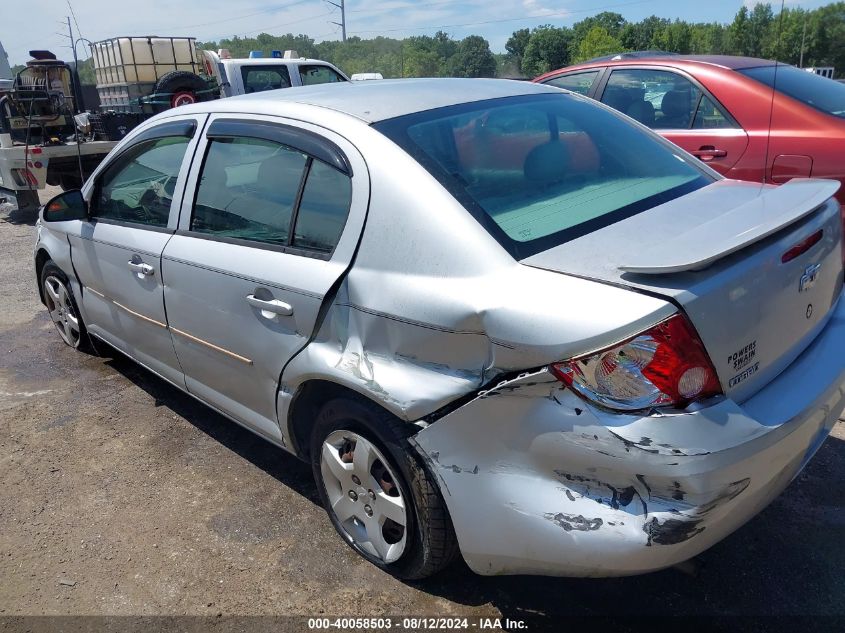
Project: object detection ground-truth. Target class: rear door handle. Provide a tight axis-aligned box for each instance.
[690,146,727,161]
[246,294,294,317]
[127,261,155,276]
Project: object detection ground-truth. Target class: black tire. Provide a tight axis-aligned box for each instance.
[40,261,94,353]
[310,395,458,579]
[151,71,214,112]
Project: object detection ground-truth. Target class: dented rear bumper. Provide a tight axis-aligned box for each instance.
[411,296,845,577]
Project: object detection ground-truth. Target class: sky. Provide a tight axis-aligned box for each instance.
[0,0,834,67]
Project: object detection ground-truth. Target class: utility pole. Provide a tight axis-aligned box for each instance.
[325,0,347,42]
[799,17,807,68]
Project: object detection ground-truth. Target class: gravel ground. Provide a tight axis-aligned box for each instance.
[0,188,843,630]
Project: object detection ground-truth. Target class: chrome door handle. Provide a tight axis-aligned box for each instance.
[127,261,155,276]
[690,146,727,161]
[246,294,293,317]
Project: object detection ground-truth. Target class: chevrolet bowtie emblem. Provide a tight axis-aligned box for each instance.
[799,263,821,293]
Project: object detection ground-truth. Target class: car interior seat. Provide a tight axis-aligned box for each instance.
[658,89,692,128]
[626,100,656,127]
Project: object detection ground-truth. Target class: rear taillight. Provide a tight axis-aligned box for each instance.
[551,314,722,412]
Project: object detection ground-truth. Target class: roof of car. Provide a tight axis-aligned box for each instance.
[553,54,777,74]
[205,78,563,123]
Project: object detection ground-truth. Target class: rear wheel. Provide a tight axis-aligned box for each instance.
[311,396,457,579]
[40,261,92,352]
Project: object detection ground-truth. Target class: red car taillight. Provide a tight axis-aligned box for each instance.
[550,314,723,412]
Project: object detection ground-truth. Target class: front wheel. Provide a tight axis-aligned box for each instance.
[40,261,92,352]
[311,396,458,579]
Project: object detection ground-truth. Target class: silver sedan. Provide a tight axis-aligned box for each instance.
[35,78,845,578]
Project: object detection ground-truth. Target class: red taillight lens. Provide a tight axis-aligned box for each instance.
[551,313,722,412]
[781,229,823,263]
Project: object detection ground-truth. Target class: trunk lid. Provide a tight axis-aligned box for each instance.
[523,178,844,403]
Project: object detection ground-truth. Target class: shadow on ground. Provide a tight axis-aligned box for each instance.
[1,208,39,226]
[98,343,321,509]
[95,343,845,629]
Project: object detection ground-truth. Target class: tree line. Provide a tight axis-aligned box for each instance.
[11,2,845,82]
[197,2,845,79]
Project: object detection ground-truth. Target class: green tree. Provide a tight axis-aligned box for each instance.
[521,26,572,78]
[505,28,531,72]
[654,20,692,53]
[727,6,751,55]
[449,35,496,78]
[747,3,775,58]
[620,16,669,50]
[574,26,624,63]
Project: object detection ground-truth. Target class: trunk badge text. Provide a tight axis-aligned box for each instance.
[799,263,821,293]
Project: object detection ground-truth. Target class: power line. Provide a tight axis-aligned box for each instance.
[67,1,85,42]
[206,11,334,41]
[349,0,651,35]
[150,0,315,33]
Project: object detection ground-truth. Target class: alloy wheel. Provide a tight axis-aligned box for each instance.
[43,275,81,348]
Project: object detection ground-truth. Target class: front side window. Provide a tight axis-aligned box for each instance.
[93,135,190,227]
[299,65,345,86]
[739,64,845,119]
[191,134,352,253]
[602,69,735,130]
[241,66,292,93]
[375,93,711,259]
[544,71,601,96]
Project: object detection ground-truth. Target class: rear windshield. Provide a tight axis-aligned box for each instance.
[374,94,711,259]
[739,65,845,119]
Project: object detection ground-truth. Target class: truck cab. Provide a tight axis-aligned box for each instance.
[201,49,348,98]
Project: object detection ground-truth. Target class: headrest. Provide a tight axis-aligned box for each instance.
[661,90,690,119]
[626,100,655,126]
[524,141,569,184]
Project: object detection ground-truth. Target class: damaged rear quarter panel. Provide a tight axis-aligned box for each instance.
[278,127,675,431]
[409,369,830,576]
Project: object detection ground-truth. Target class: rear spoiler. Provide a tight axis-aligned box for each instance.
[619,178,841,274]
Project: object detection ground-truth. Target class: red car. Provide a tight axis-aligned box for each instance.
[534,55,845,210]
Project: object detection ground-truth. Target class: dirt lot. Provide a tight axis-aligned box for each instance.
[1,188,844,630]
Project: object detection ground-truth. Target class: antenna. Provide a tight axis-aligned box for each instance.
[763,0,786,190]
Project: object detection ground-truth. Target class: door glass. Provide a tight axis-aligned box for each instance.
[93,136,190,227]
[292,160,352,253]
[241,66,292,93]
[603,69,713,130]
[692,94,735,129]
[191,137,307,246]
[544,71,600,95]
[298,65,345,86]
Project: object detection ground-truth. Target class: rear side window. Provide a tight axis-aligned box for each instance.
[193,137,306,246]
[293,160,352,253]
[191,135,352,254]
[299,65,345,86]
[739,64,845,119]
[602,69,735,130]
[543,71,601,95]
[92,136,190,227]
[241,66,292,93]
[375,93,711,259]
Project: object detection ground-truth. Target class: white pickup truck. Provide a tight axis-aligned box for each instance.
[204,49,348,98]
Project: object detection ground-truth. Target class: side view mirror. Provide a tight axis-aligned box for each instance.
[42,189,87,222]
